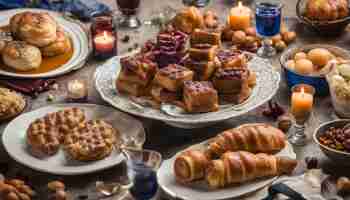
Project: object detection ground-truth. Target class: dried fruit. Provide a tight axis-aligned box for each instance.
[277,115,292,132]
[121,35,130,43]
[305,156,319,169]
[48,181,65,192]
[262,100,286,119]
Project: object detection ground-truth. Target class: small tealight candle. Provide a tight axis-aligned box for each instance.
[229,1,251,30]
[94,31,116,53]
[291,84,315,124]
[67,79,88,101]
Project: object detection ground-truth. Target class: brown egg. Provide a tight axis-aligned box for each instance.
[294,52,307,60]
[286,60,296,70]
[307,48,334,67]
[232,30,246,45]
[295,59,314,75]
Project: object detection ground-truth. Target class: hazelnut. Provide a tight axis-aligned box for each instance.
[245,36,256,46]
[277,115,292,132]
[232,30,246,45]
[244,27,256,36]
[5,192,19,200]
[280,24,288,34]
[222,25,234,41]
[18,185,35,196]
[337,177,350,192]
[6,180,24,188]
[271,34,282,44]
[282,31,296,44]
[53,190,67,200]
[17,193,31,200]
[48,181,65,192]
[275,40,287,52]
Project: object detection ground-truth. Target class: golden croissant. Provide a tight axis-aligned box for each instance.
[174,150,209,183]
[206,123,286,159]
[205,151,297,188]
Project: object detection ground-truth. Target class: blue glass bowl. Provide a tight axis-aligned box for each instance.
[280,44,350,96]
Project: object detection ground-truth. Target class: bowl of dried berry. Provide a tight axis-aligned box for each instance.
[314,119,350,164]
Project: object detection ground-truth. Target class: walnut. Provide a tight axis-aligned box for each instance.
[203,10,219,29]
[282,31,296,44]
[48,181,65,192]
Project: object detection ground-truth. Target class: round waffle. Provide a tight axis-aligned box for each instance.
[26,108,85,157]
[26,117,60,157]
[63,120,117,161]
[0,87,25,121]
[55,107,85,142]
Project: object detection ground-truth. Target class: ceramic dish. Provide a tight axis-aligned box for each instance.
[280,44,350,96]
[2,103,145,175]
[313,119,350,164]
[157,139,296,200]
[0,8,89,78]
[95,52,280,129]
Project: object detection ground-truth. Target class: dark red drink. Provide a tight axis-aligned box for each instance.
[117,0,140,15]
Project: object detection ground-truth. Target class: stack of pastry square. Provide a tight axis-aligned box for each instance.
[185,29,221,81]
[152,64,194,103]
[213,49,255,104]
[116,54,158,97]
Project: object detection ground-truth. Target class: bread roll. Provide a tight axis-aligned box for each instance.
[41,27,71,57]
[15,12,57,47]
[2,41,42,71]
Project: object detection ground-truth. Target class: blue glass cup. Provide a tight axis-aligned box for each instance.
[255,1,283,58]
[124,148,162,200]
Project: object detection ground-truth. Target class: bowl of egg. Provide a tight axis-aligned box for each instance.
[280,44,350,96]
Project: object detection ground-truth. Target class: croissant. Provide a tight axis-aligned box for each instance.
[205,151,297,188]
[206,123,286,159]
[174,150,209,183]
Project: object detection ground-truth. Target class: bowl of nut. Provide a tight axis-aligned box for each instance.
[314,119,350,164]
[280,44,350,96]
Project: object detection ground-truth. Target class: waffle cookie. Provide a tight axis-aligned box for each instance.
[26,117,61,157]
[26,108,85,157]
[63,120,117,161]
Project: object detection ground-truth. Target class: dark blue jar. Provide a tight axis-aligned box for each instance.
[255,2,282,37]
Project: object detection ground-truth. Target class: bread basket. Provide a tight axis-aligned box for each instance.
[296,0,350,35]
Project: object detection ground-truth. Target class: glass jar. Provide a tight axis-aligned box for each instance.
[91,13,118,60]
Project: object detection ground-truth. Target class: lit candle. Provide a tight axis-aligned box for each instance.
[291,87,314,123]
[93,31,116,53]
[67,79,88,100]
[229,1,251,30]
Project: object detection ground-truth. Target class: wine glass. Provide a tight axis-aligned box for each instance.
[182,0,210,7]
[124,148,162,200]
[116,0,141,28]
[255,1,283,58]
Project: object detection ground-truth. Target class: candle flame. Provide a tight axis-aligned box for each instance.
[301,87,305,94]
[238,1,242,8]
[103,31,108,39]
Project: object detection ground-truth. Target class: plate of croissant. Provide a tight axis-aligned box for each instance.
[0,9,89,78]
[157,123,297,200]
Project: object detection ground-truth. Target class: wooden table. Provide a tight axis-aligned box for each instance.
[1,0,350,199]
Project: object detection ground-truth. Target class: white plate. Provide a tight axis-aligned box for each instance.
[0,8,89,78]
[2,103,145,175]
[95,52,281,128]
[157,140,296,200]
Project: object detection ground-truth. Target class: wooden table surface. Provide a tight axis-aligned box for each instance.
[1,0,350,199]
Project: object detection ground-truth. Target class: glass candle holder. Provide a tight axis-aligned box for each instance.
[289,84,315,146]
[123,148,162,200]
[91,13,117,60]
[66,79,88,102]
[116,0,141,28]
[255,1,283,58]
[182,0,210,7]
